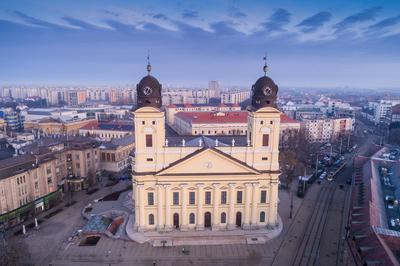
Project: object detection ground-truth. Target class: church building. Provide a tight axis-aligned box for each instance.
[132,60,281,235]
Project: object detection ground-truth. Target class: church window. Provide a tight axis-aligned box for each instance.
[205,191,211,205]
[261,190,267,203]
[173,192,179,205]
[189,192,195,205]
[221,191,227,204]
[148,192,154,205]
[237,191,243,204]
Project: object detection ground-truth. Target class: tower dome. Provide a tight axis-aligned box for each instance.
[250,58,278,110]
[136,57,162,109]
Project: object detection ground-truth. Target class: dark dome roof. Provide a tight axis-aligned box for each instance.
[138,75,161,89]
[251,75,278,110]
[135,74,162,110]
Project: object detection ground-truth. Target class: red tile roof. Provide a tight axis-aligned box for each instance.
[280,113,298,123]
[175,111,299,125]
[392,104,400,115]
[176,111,247,124]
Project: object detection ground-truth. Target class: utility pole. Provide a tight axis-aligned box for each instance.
[347,132,351,149]
[315,153,319,176]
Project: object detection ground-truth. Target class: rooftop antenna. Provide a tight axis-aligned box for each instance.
[146,50,152,75]
[263,53,268,76]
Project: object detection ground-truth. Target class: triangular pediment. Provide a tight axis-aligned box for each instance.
[156,148,260,176]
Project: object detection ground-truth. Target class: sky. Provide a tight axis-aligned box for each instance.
[0,0,400,88]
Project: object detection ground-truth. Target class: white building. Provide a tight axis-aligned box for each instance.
[303,117,354,143]
[221,90,251,105]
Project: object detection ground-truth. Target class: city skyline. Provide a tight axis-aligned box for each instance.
[1,0,400,88]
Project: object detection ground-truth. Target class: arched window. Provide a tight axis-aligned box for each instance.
[260,211,266,223]
[221,212,227,224]
[149,214,154,225]
[189,213,195,224]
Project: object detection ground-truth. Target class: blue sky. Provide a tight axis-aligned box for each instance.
[0,0,400,88]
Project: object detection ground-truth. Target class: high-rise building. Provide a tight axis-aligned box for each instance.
[208,80,220,98]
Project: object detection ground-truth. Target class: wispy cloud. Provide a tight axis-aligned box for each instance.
[297,11,332,33]
[263,8,291,32]
[182,10,199,19]
[228,7,247,18]
[334,7,382,33]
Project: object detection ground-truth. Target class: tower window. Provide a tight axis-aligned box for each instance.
[142,121,145,125]
[146,134,153,147]
[260,121,264,125]
[152,121,156,125]
[270,121,273,125]
[262,134,269,147]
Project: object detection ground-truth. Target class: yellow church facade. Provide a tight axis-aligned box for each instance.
[132,61,281,234]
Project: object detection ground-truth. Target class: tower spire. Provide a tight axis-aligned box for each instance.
[146,50,151,75]
[263,54,268,76]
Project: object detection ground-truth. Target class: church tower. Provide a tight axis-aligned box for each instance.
[133,59,166,174]
[247,58,281,173]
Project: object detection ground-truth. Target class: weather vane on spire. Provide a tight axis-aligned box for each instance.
[263,53,268,76]
[146,49,151,75]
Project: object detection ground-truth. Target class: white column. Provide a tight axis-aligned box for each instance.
[133,183,139,229]
[243,183,252,229]
[138,184,146,232]
[212,183,220,230]
[228,183,236,230]
[180,184,188,231]
[156,184,164,231]
[268,180,279,227]
[251,183,259,228]
[164,185,172,231]
[196,183,204,231]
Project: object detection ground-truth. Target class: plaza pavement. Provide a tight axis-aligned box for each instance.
[13,180,303,266]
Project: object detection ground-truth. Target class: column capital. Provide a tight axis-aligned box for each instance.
[252,183,260,188]
[212,183,221,188]
[163,184,171,188]
[137,184,144,189]
[196,183,205,188]
[180,183,188,188]
[228,183,236,187]
[245,183,253,187]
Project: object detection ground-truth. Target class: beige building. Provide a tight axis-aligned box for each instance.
[100,135,135,173]
[24,117,97,135]
[132,64,281,235]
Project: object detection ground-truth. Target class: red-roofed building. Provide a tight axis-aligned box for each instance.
[166,103,242,126]
[173,111,301,144]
